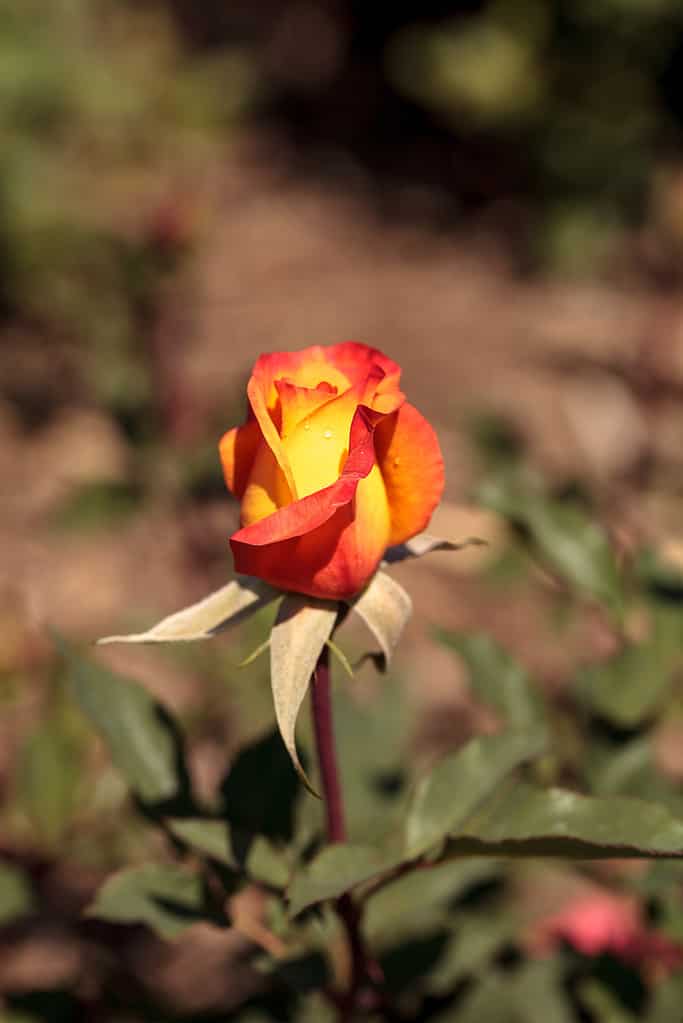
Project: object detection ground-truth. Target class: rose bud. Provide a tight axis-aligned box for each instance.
[220,342,444,600]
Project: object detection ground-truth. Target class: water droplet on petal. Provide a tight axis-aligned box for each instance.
[303,421,310,431]
[393,457,400,468]
[323,429,333,439]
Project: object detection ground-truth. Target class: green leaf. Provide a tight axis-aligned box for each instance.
[287,844,399,917]
[579,980,639,1023]
[294,702,510,901]
[259,951,329,994]
[404,729,546,859]
[445,781,683,858]
[220,728,300,844]
[384,533,486,564]
[531,503,621,605]
[325,638,354,679]
[18,723,81,846]
[434,962,572,1023]
[479,476,622,613]
[510,962,574,1023]
[580,610,680,727]
[97,576,278,644]
[431,973,511,1023]
[168,818,289,888]
[269,595,338,794]
[528,501,622,611]
[282,770,683,915]
[433,972,516,1023]
[67,648,181,804]
[428,914,517,996]
[585,737,683,819]
[364,860,499,945]
[348,570,412,669]
[333,680,409,843]
[289,736,683,916]
[380,930,451,995]
[437,632,543,730]
[648,975,683,1023]
[289,727,540,915]
[0,862,34,925]
[581,646,669,727]
[86,864,209,939]
[238,637,270,668]
[589,737,653,796]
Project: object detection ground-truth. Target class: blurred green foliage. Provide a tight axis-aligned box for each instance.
[0,0,253,435]
[1,0,682,363]
[384,0,683,270]
[4,463,681,1019]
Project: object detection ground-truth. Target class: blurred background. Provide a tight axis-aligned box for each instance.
[4,0,683,1019]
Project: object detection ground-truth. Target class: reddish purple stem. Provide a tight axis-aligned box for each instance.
[311,643,384,1019]
[311,645,347,844]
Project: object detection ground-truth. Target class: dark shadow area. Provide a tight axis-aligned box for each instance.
[219,727,301,842]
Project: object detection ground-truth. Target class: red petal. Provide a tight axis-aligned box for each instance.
[230,405,389,599]
[325,341,401,391]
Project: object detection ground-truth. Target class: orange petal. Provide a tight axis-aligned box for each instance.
[240,440,290,525]
[374,402,444,545]
[252,349,351,407]
[219,416,263,498]
[230,405,391,599]
[275,379,337,437]
[247,370,296,500]
[246,346,404,496]
[247,350,357,498]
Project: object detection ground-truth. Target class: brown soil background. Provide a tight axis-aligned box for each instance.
[2,137,683,1016]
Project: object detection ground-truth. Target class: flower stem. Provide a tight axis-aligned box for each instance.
[312,644,346,844]
[311,644,382,1018]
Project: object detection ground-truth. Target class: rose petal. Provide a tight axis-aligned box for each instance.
[375,401,445,545]
[240,441,289,525]
[247,370,297,500]
[230,405,391,599]
[326,342,401,393]
[275,379,338,437]
[219,416,263,498]
[224,344,417,599]
[234,405,378,545]
[247,349,365,499]
[252,349,352,409]
[281,367,390,499]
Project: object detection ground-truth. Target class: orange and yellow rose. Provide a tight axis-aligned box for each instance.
[220,342,444,600]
